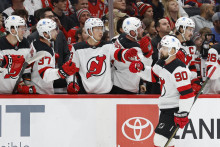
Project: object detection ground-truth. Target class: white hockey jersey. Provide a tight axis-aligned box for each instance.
[137,58,194,112]
[0,36,33,94]
[204,43,220,94]
[112,33,152,93]
[71,41,129,94]
[30,39,61,94]
[181,40,197,80]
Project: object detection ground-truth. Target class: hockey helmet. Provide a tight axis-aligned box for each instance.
[4,15,26,42]
[37,18,57,42]
[175,17,195,33]
[122,17,142,41]
[84,18,104,42]
[159,35,181,54]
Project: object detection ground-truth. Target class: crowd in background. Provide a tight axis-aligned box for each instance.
[0,0,220,94]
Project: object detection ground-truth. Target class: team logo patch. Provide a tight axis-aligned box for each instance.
[86,55,106,79]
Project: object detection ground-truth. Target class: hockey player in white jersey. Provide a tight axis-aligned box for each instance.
[30,18,78,94]
[129,35,195,147]
[0,15,36,94]
[111,17,153,94]
[69,18,140,94]
[204,43,220,94]
[175,17,202,94]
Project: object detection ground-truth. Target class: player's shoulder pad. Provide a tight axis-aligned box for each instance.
[210,43,220,54]
[118,33,140,48]
[33,39,54,56]
[0,36,29,50]
[164,58,186,73]
[19,37,30,48]
[74,40,111,51]
[155,59,165,67]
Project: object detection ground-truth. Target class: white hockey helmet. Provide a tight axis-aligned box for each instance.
[84,18,104,42]
[4,15,26,42]
[159,35,181,57]
[37,18,57,42]
[175,17,195,40]
[122,17,142,41]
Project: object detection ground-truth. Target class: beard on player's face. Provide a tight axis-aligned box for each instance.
[160,53,169,60]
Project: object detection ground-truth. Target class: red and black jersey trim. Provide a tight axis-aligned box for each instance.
[114,49,126,63]
[177,84,194,99]
[39,67,53,79]
[151,69,159,83]
[189,63,197,72]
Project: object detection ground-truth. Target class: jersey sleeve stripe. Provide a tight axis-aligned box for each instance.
[177,84,194,99]
[39,66,53,79]
[114,49,125,63]
[180,92,194,99]
[177,84,192,92]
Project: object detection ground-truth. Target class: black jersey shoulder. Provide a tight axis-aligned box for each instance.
[33,39,54,56]
[211,43,220,54]
[182,39,195,46]
[164,58,186,73]
[74,40,111,51]
[155,59,165,67]
[118,33,140,48]
[0,36,29,50]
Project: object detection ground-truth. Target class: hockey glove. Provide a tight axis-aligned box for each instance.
[174,111,189,129]
[139,36,153,58]
[17,81,37,94]
[124,48,139,62]
[58,60,79,79]
[67,82,80,94]
[129,61,144,73]
[191,78,202,94]
[176,48,186,64]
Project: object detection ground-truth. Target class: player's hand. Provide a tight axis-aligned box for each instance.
[174,111,189,129]
[58,60,79,79]
[140,85,147,94]
[176,48,186,64]
[191,78,202,94]
[129,61,144,73]
[67,82,80,94]
[1,55,25,68]
[17,81,37,94]
[124,48,139,62]
[139,36,153,58]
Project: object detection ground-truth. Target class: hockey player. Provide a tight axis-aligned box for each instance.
[175,17,202,94]
[0,15,36,94]
[69,17,139,94]
[204,43,220,94]
[112,17,153,94]
[30,18,78,94]
[129,35,195,147]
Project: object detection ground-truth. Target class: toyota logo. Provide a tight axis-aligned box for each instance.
[122,117,154,141]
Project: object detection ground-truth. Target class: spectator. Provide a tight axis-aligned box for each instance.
[0,0,11,13]
[126,0,139,17]
[192,32,203,53]
[2,0,35,28]
[88,0,108,18]
[145,18,171,94]
[0,13,6,37]
[67,9,91,44]
[190,4,215,32]
[163,0,181,31]
[23,0,43,12]
[105,0,127,36]
[142,18,157,39]
[40,0,74,16]
[199,27,212,42]
[137,2,153,20]
[145,0,164,22]
[75,27,89,42]
[70,0,88,27]
[51,0,76,32]
[211,12,220,43]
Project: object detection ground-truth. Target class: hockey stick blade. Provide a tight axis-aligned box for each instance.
[12,51,46,94]
[164,65,217,147]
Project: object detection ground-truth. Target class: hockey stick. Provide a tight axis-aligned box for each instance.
[164,66,217,147]
[12,51,46,94]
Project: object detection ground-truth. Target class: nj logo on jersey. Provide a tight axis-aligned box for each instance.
[86,55,106,79]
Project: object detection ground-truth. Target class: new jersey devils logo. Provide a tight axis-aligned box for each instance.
[160,78,166,97]
[86,55,106,79]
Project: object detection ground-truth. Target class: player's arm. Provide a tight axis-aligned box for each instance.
[138,35,153,58]
[129,60,159,83]
[38,51,78,83]
[206,48,219,80]
[172,67,195,128]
